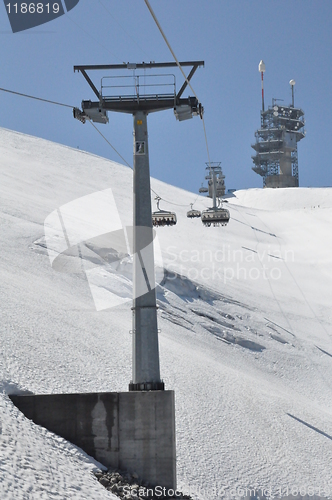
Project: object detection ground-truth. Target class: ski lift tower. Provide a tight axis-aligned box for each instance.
[74,61,204,392]
[251,62,305,188]
[204,162,226,198]
[200,163,230,226]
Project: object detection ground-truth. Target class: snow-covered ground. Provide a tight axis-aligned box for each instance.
[1,127,332,499]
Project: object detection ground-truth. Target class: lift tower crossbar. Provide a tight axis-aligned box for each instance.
[74,61,204,391]
[74,61,204,114]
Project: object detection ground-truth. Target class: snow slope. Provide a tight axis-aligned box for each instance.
[1,127,332,499]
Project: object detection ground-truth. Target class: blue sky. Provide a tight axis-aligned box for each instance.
[1,0,331,195]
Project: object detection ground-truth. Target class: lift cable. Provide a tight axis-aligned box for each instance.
[89,121,199,208]
[86,118,133,170]
[85,116,201,207]
[0,85,203,209]
[0,87,74,109]
[0,85,176,205]
[143,0,212,168]
[86,121,204,207]
[73,0,209,207]
[227,203,295,336]
[144,0,198,99]
[252,208,331,340]
[2,6,210,210]
[0,86,134,174]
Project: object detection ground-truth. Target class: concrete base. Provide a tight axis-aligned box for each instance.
[10,390,176,490]
[265,175,298,188]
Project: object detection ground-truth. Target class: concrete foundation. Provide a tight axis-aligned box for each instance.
[10,390,176,489]
[265,174,298,188]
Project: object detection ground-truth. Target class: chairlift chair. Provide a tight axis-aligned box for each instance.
[199,183,208,194]
[187,203,201,218]
[152,197,177,227]
[201,207,230,227]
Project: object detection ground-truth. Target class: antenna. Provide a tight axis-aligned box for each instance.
[289,79,296,107]
[258,60,266,112]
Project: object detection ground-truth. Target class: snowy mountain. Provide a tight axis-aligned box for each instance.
[1,127,332,500]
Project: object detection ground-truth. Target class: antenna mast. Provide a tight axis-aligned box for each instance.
[290,79,296,107]
[259,60,266,113]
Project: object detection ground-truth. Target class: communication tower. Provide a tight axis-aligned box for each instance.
[251,62,305,188]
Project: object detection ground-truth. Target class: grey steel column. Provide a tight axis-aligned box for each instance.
[129,111,163,391]
[212,168,217,209]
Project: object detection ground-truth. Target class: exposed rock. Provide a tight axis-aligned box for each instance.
[99,476,110,487]
[94,467,192,499]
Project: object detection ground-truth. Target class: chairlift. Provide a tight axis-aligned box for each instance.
[152,197,177,227]
[201,207,230,227]
[199,183,208,194]
[187,203,201,219]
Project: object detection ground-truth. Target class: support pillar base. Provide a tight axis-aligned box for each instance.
[129,381,165,391]
[10,390,176,489]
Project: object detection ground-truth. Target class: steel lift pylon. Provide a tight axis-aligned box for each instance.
[74,61,204,391]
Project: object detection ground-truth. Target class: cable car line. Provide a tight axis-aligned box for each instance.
[2,5,217,223]
[254,210,331,340]
[1,84,203,215]
[86,118,133,170]
[86,119,205,209]
[232,204,294,335]
[87,119,191,207]
[144,0,199,101]
[87,118,201,211]
[0,87,74,109]
[0,85,138,185]
[143,0,213,169]
[86,121,211,212]
[0,82,195,211]
[2,6,212,217]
